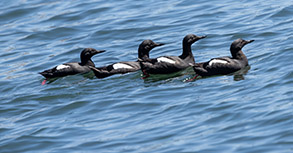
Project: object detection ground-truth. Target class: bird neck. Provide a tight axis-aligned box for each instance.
[180,43,194,61]
[138,50,149,60]
[231,49,245,59]
[81,58,95,66]
[232,50,248,64]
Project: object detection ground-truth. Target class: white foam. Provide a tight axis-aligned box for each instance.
[56,64,70,70]
[157,57,176,64]
[208,59,228,66]
[113,63,133,69]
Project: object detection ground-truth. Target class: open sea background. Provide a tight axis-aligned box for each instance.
[0,0,292,152]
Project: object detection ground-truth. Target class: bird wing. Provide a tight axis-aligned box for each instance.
[204,57,242,75]
[140,56,189,74]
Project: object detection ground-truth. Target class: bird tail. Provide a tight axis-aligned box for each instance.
[89,66,111,78]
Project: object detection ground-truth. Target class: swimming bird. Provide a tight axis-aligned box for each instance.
[89,40,164,78]
[39,48,105,79]
[139,34,206,78]
[190,38,254,79]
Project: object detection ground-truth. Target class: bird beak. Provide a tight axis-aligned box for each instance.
[246,40,254,44]
[154,43,165,47]
[95,50,106,54]
[243,40,254,46]
[198,35,207,39]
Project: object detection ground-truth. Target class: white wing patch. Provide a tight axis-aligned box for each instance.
[208,59,229,66]
[113,63,133,69]
[56,64,71,70]
[157,57,176,64]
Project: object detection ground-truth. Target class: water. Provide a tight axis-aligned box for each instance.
[0,0,292,152]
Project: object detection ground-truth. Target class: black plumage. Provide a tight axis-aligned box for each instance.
[139,34,206,77]
[39,48,105,78]
[90,40,164,78]
[192,38,254,77]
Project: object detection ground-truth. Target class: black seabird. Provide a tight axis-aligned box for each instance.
[191,38,254,79]
[139,34,206,78]
[39,48,105,80]
[89,40,164,78]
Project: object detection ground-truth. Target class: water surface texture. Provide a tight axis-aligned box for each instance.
[0,0,292,152]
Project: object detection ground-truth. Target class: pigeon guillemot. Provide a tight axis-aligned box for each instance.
[39,48,105,79]
[89,40,164,78]
[139,34,206,78]
[191,38,254,79]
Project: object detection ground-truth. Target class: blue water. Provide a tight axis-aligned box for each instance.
[0,0,292,152]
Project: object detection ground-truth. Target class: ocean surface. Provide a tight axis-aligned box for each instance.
[0,0,292,152]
